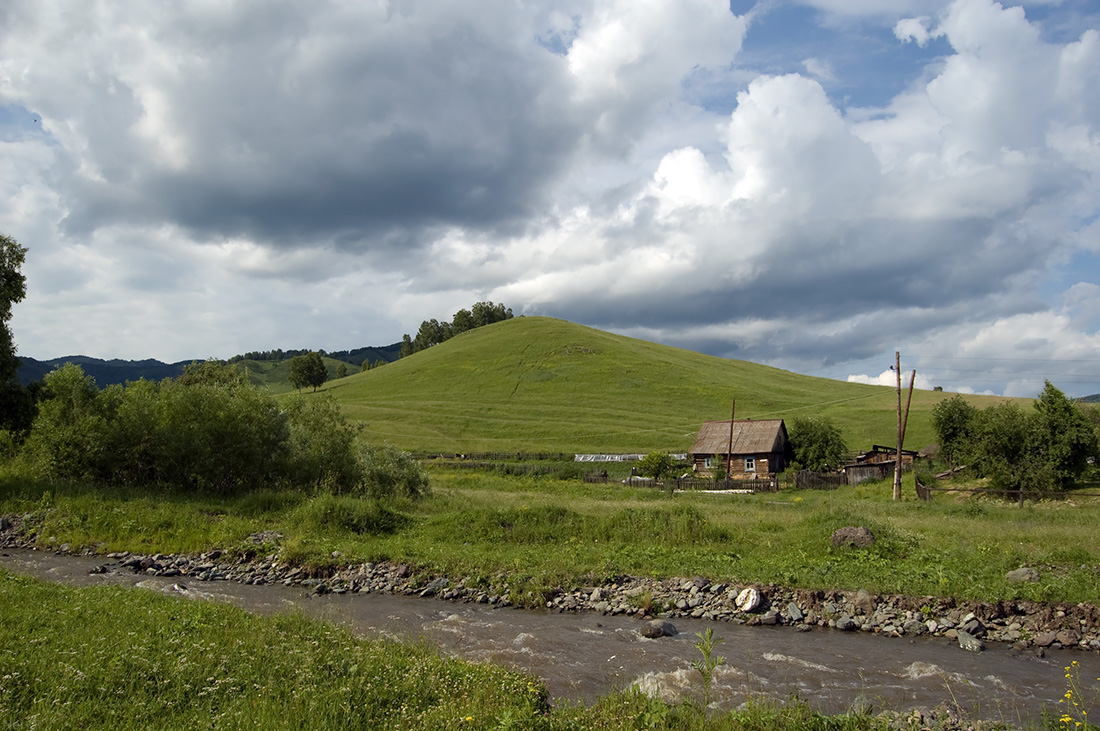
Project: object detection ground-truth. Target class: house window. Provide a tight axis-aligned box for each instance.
[744,457,756,472]
[704,456,715,469]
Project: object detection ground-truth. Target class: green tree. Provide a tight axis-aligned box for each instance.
[451,307,475,335]
[335,363,348,379]
[282,393,363,491]
[19,363,108,480]
[412,318,451,351]
[931,394,977,466]
[470,301,513,327]
[788,416,847,471]
[638,451,675,483]
[289,352,327,392]
[962,401,1041,492]
[177,359,245,387]
[1033,381,1099,490]
[0,233,32,434]
[961,382,1098,493]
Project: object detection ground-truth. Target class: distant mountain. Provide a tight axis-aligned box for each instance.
[1079,394,1100,403]
[16,342,403,389]
[16,355,192,387]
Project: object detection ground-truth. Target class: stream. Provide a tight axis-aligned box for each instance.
[3,547,1096,724]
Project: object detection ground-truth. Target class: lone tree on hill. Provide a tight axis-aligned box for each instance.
[289,351,328,393]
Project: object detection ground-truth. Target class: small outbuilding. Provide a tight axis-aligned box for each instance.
[853,444,919,466]
[689,419,789,478]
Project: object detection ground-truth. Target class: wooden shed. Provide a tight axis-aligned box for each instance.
[689,419,789,478]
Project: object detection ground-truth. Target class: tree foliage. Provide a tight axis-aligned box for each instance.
[289,351,328,392]
[931,394,978,466]
[401,301,514,356]
[637,451,675,482]
[16,363,429,498]
[959,381,1098,492]
[788,416,847,471]
[0,233,33,434]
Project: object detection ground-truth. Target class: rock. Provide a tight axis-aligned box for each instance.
[420,578,449,597]
[903,620,925,636]
[0,516,10,531]
[1056,629,1080,647]
[831,526,875,548]
[1006,567,1040,583]
[736,587,762,613]
[1033,631,1058,648]
[759,609,780,625]
[786,602,804,623]
[961,618,985,637]
[639,619,678,638]
[836,614,858,631]
[957,629,985,653]
[852,589,876,615]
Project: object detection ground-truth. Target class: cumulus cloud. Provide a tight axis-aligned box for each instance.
[0,0,1098,397]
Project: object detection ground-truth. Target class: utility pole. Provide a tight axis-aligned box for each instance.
[726,399,736,484]
[893,353,917,501]
[894,352,902,501]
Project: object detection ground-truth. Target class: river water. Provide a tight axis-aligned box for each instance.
[3,547,1096,724]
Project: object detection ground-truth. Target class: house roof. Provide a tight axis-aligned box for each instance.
[689,419,787,456]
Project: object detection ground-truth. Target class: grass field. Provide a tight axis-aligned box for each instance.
[6,469,1098,608]
[316,317,1024,455]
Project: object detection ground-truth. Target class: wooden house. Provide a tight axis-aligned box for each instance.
[689,419,789,478]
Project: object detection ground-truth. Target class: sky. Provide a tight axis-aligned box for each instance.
[2,0,1100,397]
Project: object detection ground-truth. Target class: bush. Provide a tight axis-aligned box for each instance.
[359,445,430,500]
[282,394,363,491]
[14,363,429,499]
[296,492,409,535]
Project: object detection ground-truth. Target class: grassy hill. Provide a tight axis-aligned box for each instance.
[318,316,1021,454]
[233,356,360,394]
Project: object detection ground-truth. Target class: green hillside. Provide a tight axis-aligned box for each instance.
[235,356,359,394]
[318,316,1021,454]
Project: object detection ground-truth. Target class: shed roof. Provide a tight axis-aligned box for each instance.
[689,419,787,456]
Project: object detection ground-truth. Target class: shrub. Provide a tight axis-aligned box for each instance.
[296,492,409,535]
[359,445,431,500]
[14,364,425,498]
[282,394,363,491]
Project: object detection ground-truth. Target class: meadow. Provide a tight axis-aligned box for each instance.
[320,317,1026,455]
[5,468,1098,609]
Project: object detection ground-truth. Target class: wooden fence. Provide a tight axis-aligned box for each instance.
[791,470,845,490]
[916,479,1100,506]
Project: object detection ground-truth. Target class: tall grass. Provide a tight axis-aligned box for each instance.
[5,468,1099,606]
[0,570,550,730]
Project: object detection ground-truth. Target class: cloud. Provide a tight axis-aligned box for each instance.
[0,0,1098,399]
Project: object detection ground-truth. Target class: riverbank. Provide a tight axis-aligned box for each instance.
[6,564,1041,731]
[3,513,1096,657]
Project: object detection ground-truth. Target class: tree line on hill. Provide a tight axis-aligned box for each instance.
[400,301,513,356]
